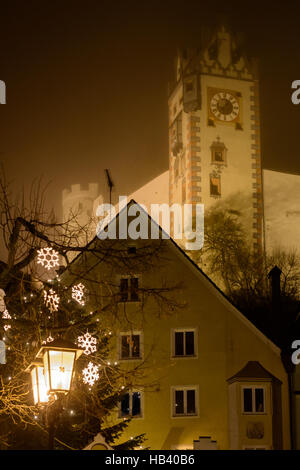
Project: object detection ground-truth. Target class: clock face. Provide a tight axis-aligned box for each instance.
[210,92,239,122]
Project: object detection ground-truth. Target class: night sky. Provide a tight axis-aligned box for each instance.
[0,0,299,216]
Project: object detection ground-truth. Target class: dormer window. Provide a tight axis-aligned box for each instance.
[242,386,265,414]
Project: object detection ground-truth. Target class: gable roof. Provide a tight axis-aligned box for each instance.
[64,199,281,356]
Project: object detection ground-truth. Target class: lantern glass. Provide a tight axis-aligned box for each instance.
[31,367,38,405]
[31,365,49,405]
[44,349,76,392]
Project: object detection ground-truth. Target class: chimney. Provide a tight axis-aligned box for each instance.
[268,265,282,344]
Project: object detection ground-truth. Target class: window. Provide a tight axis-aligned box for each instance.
[210,175,221,197]
[210,139,227,164]
[120,332,142,360]
[119,277,139,302]
[172,386,198,417]
[172,329,196,357]
[212,149,225,163]
[120,391,143,418]
[171,113,183,157]
[242,386,265,413]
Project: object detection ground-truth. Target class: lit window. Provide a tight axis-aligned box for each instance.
[242,386,265,413]
[120,332,142,360]
[121,391,142,418]
[172,386,198,417]
[173,329,196,357]
[210,175,221,197]
[119,277,139,302]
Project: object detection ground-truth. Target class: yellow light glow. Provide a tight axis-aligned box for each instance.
[31,365,49,405]
[31,368,38,405]
[45,350,76,392]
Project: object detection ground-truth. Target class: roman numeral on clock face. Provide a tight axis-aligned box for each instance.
[210,90,240,122]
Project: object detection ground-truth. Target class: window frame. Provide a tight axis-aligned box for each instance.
[118,331,143,361]
[210,142,227,165]
[171,328,198,359]
[118,274,141,303]
[241,385,266,415]
[171,385,199,418]
[210,174,221,197]
[119,390,144,419]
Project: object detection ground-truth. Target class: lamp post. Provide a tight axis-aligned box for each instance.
[26,338,83,449]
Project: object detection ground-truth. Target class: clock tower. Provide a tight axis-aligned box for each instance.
[168,25,263,252]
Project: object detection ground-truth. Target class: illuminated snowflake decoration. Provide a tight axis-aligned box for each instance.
[3,325,11,331]
[42,335,54,345]
[44,289,60,313]
[78,332,97,355]
[82,362,99,386]
[37,247,60,270]
[72,283,85,306]
[2,310,11,320]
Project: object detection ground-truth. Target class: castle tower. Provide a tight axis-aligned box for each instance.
[168,25,263,252]
[62,183,100,226]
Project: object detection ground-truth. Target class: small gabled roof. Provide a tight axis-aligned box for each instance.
[227,361,282,384]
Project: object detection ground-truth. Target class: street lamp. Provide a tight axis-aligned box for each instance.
[35,339,83,395]
[25,359,49,405]
[26,338,83,449]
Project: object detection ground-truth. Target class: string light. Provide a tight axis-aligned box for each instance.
[72,283,86,306]
[77,332,97,355]
[37,247,60,270]
[42,335,54,345]
[44,289,60,313]
[82,362,99,386]
[2,310,11,320]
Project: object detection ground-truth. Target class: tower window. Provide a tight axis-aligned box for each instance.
[213,150,224,162]
[185,81,194,93]
[210,138,227,164]
[210,175,221,197]
[171,112,183,157]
